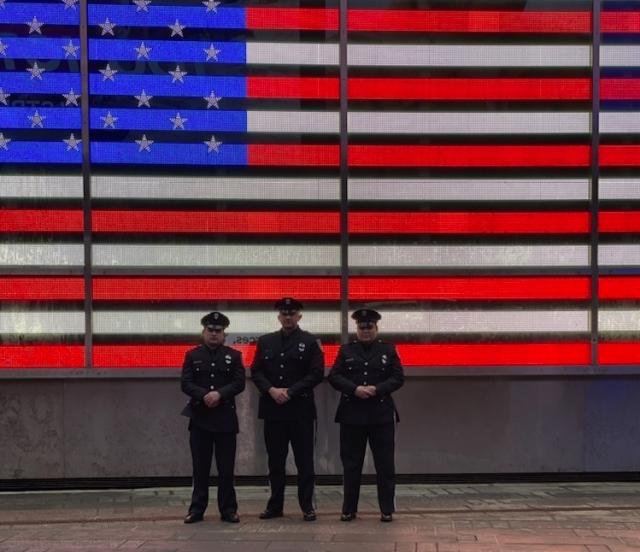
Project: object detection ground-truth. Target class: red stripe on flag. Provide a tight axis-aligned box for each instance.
[600,211,640,233]
[601,79,640,100]
[397,343,591,366]
[349,78,591,101]
[93,277,340,301]
[600,342,640,365]
[349,212,589,234]
[92,211,339,234]
[0,210,83,233]
[348,10,590,33]
[245,8,591,33]
[601,12,640,33]
[247,77,339,100]
[600,276,640,300]
[349,276,591,301]
[249,145,339,166]
[349,145,590,168]
[247,7,338,30]
[93,344,341,368]
[0,345,84,369]
[0,277,84,301]
[600,145,640,167]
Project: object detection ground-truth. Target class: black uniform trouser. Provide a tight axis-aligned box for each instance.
[339,422,396,515]
[188,424,238,516]
[264,418,315,513]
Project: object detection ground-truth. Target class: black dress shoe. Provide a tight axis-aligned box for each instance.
[259,509,283,519]
[380,513,393,522]
[183,512,203,524]
[302,510,317,522]
[340,512,356,522]
[220,512,240,523]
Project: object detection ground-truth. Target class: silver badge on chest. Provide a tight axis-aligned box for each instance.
[381,354,388,364]
[298,342,306,352]
[225,354,232,364]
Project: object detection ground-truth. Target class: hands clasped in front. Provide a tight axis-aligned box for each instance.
[354,385,377,399]
[203,390,221,408]
[268,387,290,405]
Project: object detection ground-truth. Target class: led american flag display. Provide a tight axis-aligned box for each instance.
[0,0,638,373]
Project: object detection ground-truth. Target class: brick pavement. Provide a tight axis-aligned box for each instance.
[1,483,640,551]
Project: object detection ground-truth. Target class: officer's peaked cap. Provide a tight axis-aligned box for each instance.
[200,311,230,329]
[352,308,381,323]
[274,297,303,312]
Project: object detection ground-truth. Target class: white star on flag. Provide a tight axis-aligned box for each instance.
[135,42,152,59]
[101,111,118,128]
[202,0,220,12]
[27,62,45,80]
[132,0,151,11]
[99,18,116,36]
[63,89,80,106]
[28,110,46,128]
[170,113,187,130]
[135,90,153,107]
[168,19,185,37]
[0,40,7,56]
[63,133,81,151]
[135,134,154,152]
[204,135,222,153]
[100,64,118,81]
[27,16,44,34]
[63,40,79,58]
[62,0,79,9]
[169,65,187,83]
[204,91,221,109]
[0,133,11,150]
[0,88,10,105]
[204,43,220,62]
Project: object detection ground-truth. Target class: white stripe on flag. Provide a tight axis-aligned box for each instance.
[0,175,83,199]
[93,310,340,334]
[600,245,640,266]
[0,244,84,266]
[0,312,85,334]
[600,310,640,332]
[349,245,589,268]
[369,310,589,334]
[601,112,640,134]
[348,178,590,202]
[348,112,591,135]
[92,176,340,200]
[248,111,339,133]
[600,178,640,200]
[247,42,338,65]
[601,45,640,67]
[93,244,340,267]
[348,44,591,67]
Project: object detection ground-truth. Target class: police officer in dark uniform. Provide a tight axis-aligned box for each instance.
[181,311,246,524]
[251,297,324,521]
[328,309,404,522]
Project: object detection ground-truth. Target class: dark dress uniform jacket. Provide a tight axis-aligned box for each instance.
[251,327,324,420]
[328,339,404,425]
[181,344,246,433]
